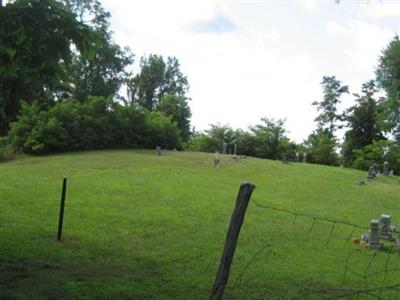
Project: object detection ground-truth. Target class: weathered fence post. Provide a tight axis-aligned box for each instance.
[57,178,67,241]
[210,182,256,300]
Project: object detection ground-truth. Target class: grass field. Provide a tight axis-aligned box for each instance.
[1,150,400,299]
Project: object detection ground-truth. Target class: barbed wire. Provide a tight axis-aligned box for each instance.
[226,197,400,299]
[252,198,369,230]
[297,283,400,300]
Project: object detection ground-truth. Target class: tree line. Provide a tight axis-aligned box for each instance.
[0,0,399,174]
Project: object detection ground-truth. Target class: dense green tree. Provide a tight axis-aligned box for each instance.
[187,119,293,160]
[205,124,235,152]
[249,118,288,159]
[127,55,189,110]
[65,0,133,102]
[187,124,235,153]
[342,80,385,165]
[376,35,400,142]
[312,76,349,133]
[157,95,192,142]
[8,97,182,154]
[0,0,96,136]
[304,128,338,166]
[352,140,400,174]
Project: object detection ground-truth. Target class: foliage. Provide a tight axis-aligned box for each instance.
[8,97,182,154]
[65,0,134,102]
[144,112,183,150]
[376,35,400,142]
[187,119,295,160]
[312,76,349,133]
[127,55,189,110]
[342,80,385,166]
[352,140,400,174]
[185,132,212,153]
[157,95,192,142]
[249,118,289,160]
[0,0,96,135]
[304,128,338,166]
[0,136,14,161]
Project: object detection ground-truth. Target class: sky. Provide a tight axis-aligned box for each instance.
[102,0,400,142]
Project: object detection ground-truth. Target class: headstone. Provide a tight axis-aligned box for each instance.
[234,144,237,156]
[282,154,288,164]
[367,163,377,180]
[155,146,162,156]
[295,152,299,162]
[303,153,307,163]
[369,219,383,250]
[214,152,220,168]
[389,170,394,176]
[395,235,400,248]
[222,143,227,155]
[379,214,392,240]
[383,161,389,176]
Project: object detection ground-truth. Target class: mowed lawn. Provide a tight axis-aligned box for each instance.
[1,150,399,299]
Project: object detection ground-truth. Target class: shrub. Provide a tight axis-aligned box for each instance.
[352,140,400,175]
[8,97,182,154]
[0,137,14,161]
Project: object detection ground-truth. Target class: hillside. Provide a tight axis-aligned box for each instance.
[1,150,399,299]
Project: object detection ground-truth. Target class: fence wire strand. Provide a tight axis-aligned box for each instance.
[252,198,369,230]
[227,197,400,299]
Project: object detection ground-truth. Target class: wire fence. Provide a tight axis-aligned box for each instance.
[225,197,400,299]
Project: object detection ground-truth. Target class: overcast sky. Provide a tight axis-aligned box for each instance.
[102,0,400,142]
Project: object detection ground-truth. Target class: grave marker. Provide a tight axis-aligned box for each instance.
[367,163,377,180]
[383,161,389,176]
[369,219,383,250]
[155,146,162,156]
[214,152,220,168]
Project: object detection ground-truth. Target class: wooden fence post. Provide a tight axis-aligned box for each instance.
[57,178,67,241]
[210,181,256,300]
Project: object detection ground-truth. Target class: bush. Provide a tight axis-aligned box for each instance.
[0,137,14,161]
[352,140,400,175]
[8,97,182,154]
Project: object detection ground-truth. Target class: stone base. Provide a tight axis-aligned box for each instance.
[369,242,384,250]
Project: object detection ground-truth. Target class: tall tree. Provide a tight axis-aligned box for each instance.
[304,128,338,166]
[342,80,385,165]
[127,55,189,110]
[64,0,133,102]
[250,118,288,160]
[0,0,96,135]
[376,35,400,143]
[157,95,192,142]
[312,76,349,133]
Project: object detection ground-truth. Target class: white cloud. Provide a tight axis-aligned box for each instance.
[327,21,394,73]
[362,1,400,18]
[302,0,319,12]
[101,0,397,142]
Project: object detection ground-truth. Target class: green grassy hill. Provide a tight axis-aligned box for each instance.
[1,150,399,299]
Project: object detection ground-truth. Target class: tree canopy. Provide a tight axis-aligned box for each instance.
[376,35,400,142]
[0,0,97,135]
[127,55,189,110]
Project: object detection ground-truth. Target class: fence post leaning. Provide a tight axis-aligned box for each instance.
[57,178,67,241]
[210,181,256,300]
